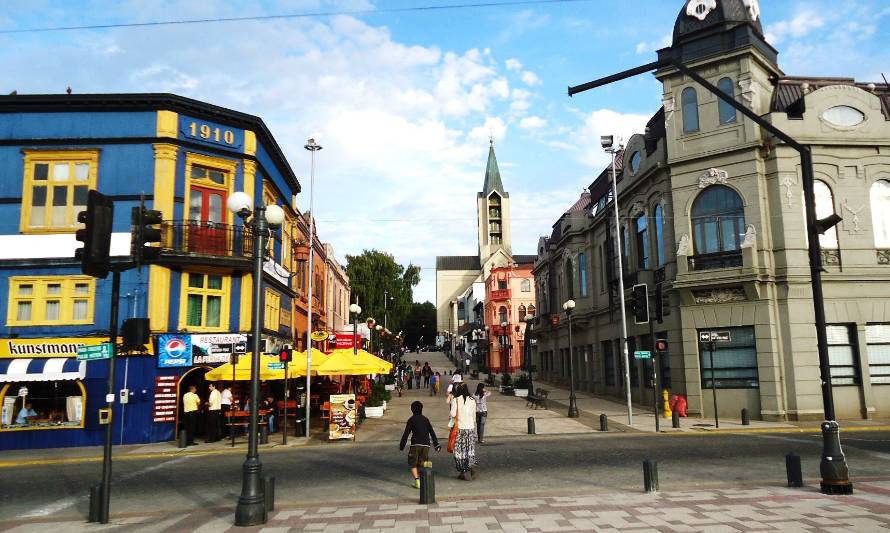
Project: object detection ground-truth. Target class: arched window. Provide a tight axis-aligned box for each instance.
[520,279,531,292]
[814,180,838,249]
[682,87,699,133]
[691,185,745,254]
[871,180,890,247]
[718,77,737,124]
[564,261,574,300]
[498,306,508,325]
[654,204,666,267]
[635,214,649,269]
[622,224,630,270]
[518,304,527,318]
[528,304,536,317]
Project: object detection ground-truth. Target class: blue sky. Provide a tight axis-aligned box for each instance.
[2,0,889,303]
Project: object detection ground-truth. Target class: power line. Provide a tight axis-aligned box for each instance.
[0,0,592,34]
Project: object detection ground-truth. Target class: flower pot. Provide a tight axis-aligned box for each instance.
[365,406,384,418]
[514,388,529,398]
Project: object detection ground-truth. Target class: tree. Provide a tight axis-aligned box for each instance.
[345,250,420,338]
[403,302,437,350]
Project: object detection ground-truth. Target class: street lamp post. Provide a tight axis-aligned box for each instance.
[375,324,383,355]
[500,321,508,374]
[227,192,286,527]
[563,300,579,418]
[523,314,535,397]
[349,303,362,355]
[303,138,322,440]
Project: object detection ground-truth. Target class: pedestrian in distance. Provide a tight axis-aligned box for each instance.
[434,371,442,395]
[205,383,222,443]
[182,385,200,446]
[263,395,277,433]
[449,383,478,480]
[429,372,437,396]
[475,383,492,444]
[399,400,441,489]
[422,362,431,388]
[414,362,422,389]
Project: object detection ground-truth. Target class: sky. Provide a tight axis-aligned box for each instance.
[2,0,889,303]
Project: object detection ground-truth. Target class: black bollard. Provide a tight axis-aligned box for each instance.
[643,459,659,493]
[260,425,269,444]
[672,410,680,429]
[599,413,608,432]
[741,408,750,426]
[178,429,188,448]
[527,416,536,435]
[786,452,803,488]
[419,461,436,504]
[264,476,276,512]
[88,484,102,522]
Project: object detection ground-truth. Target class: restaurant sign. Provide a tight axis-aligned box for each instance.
[191,334,248,364]
[335,334,355,349]
[152,376,177,423]
[2,337,113,359]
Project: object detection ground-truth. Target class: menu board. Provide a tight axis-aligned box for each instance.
[153,376,178,423]
[328,394,356,440]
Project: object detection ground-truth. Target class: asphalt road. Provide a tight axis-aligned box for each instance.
[2,429,888,523]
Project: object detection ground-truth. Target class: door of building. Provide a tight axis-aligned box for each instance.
[187,185,227,255]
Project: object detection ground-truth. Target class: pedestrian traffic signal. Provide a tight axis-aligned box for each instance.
[655,338,668,353]
[131,204,163,268]
[632,283,649,324]
[279,346,292,363]
[75,190,114,279]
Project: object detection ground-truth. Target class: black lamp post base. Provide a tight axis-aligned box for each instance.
[234,458,267,526]
[819,421,853,495]
[567,395,580,418]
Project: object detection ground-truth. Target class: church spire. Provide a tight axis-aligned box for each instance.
[482,139,505,196]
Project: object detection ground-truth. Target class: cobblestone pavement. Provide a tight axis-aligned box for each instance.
[5,481,890,532]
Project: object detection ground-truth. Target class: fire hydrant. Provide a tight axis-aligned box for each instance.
[662,389,672,418]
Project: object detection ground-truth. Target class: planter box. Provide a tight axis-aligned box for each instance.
[514,388,529,398]
[365,406,384,418]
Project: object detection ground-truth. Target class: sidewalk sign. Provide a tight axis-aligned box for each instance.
[329,394,356,440]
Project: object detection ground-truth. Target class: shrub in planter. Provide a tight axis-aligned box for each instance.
[500,373,513,388]
[514,373,531,389]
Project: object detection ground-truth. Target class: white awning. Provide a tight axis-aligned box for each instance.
[0,358,86,382]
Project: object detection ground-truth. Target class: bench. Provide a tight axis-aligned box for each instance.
[526,388,549,410]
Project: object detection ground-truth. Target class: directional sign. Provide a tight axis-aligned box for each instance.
[699,331,731,343]
[77,342,113,361]
[267,362,285,370]
[634,350,652,359]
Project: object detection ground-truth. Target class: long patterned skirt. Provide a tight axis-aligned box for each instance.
[453,428,477,473]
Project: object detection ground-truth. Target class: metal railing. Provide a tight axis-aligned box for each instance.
[159,220,254,259]
[687,250,743,271]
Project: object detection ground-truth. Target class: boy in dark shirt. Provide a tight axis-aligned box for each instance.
[399,401,440,488]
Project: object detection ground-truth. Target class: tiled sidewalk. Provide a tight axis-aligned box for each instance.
[6,481,890,532]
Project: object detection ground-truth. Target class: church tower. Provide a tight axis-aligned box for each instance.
[477,140,512,262]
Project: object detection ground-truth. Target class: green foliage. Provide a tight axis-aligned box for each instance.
[500,373,512,387]
[403,301,436,349]
[514,373,531,389]
[365,380,391,407]
[346,250,421,337]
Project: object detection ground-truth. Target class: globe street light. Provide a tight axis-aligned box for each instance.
[227,191,285,526]
[563,299,579,418]
[349,304,362,355]
[303,138,322,440]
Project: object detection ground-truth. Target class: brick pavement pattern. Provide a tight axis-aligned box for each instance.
[4,481,890,532]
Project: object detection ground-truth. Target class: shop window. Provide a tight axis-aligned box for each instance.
[699,326,759,389]
[578,253,588,297]
[1,380,85,430]
[826,324,860,385]
[7,276,95,326]
[870,180,890,248]
[264,288,281,332]
[21,150,98,232]
[635,214,649,270]
[180,272,230,331]
[682,87,699,133]
[865,324,890,384]
[717,77,737,124]
[654,204,666,267]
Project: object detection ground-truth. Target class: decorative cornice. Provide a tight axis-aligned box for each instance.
[692,287,746,304]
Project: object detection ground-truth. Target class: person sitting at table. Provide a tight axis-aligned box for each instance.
[16,402,38,425]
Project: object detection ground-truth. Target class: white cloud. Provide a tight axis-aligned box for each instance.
[521,70,541,86]
[572,109,651,169]
[764,10,825,44]
[634,33,671,55]
[505,58,523,71]
[519,116,546,130]
[468,117,507,144]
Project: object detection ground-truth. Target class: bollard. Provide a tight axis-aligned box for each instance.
[643,459,659,493]
[672,410,680,429]
[786,452,803,488]
[260,425,269,444]
[527,416,536,435]
[599,413,608,432]
[88,484,102,522]
[741,408,750,426]
[178,429,188,448]
[419,461,436,504]
[264,476,276,512]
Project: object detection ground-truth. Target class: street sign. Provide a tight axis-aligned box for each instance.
[699,331,731,343]
[77,343,113,361]
[634,350,652,359]
[267,362,285,370]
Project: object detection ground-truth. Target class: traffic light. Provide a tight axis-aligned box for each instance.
[655,338,668,353]
[279,346,292,363]
[632,283,649,324]
[75,190,114,279]
[131,203,163,268]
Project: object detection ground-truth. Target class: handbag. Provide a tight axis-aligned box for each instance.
[447,399,460,453]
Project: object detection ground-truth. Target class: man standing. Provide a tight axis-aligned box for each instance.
[206,383,221,443]
[182,385,200,446]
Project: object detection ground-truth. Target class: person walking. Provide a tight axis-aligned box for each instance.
[399,401,441,489]
[414,362,422,389]
[205,383,222,443]
[429,372,438,397]
[445,373,461,404]
[182,385,200,446]
[449,383,478,480]
[474,383,492,444]
[434,372,442,395]
[422,363,431,388]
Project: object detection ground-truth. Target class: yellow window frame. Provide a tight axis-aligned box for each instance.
[178,271,231,332]
[7,276,96,326]
[264,288,280,331]
[21,150,99,233]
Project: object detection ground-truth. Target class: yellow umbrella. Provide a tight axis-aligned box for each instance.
[313,349,384,376]
[286,350,331,378]
[204,353,287,381]
[337,348,393,373]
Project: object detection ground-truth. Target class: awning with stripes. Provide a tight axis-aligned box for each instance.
[0,358,86,382]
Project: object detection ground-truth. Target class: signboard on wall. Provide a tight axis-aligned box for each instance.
[1,337,154,358]
[191,334,248,365]
[152,376,178,423]
[335,334,355,349]
[157,334,192,368]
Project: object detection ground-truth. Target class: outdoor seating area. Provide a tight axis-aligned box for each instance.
[526,388,549,410]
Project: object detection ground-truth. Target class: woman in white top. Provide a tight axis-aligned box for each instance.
[449,383,478,480]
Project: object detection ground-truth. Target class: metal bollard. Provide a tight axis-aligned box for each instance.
[643,459,659,493]
[741,408,750,426]
[786,452,803,488]
[419,461,436,504]
[672,410,680,429]
[178,429,188,448]
[88,484,102,522]
[599,414,608,432]
[527,416,536,435]
[260,425,269,444]
[264,476,276,512]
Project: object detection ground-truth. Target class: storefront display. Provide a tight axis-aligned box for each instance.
[328,393,356,440]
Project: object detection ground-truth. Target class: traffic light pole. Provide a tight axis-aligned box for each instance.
[99,269,121,524]
[649,311,658,433]
[283,359,289,445]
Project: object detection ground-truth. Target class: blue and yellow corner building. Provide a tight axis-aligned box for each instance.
[0,93,302,450]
